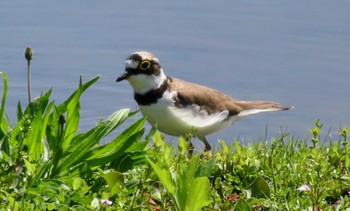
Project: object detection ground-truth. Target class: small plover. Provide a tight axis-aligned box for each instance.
[117,51,292,151]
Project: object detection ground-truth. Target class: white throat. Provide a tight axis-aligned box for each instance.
[127,69,167,94]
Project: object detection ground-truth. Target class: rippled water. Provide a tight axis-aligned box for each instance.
[1,1,349,147]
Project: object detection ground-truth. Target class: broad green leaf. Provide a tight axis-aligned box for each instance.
[72,112,142,169]
[86,129,145,170]
[196,158,216,177]
[41,102,55,161]
[153,130,165,148]
[178,136,188,155]
[103,171,124,187]
[103,171,124,195]
[23,89,52,116]
[72,177,84,190]
[61,82,81,150]
[148,159,175,195]
[54,123,107,176]
[110,151,148,172]
[75,109,131,159]
[23,159,36,175]
[250,176,271,199]
[9,118,25,154]
[58,76,99,151]
[183,154,199,180]
[234,199,251,211]
[45,106,60,150]
[186,177,211,211]
[55,109,142,177]
[26,110,43,162]
[175,155,200,211]
[124,140,149,153]
[38,89,52,113]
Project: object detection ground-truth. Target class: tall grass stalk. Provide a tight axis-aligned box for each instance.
[25,47,32,103]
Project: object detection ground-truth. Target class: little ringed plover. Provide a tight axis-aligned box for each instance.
[117,51,292,151]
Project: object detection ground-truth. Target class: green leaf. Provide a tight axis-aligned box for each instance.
[250,176,270,199]
[150,155,211,211]
[86,129,145,170]
[72,177,84,191]
[186,177,211,211]
[176,155,207,211]
[23,159,36,175]
[103,171,124,186]
[153,130,165,148]
[196,158,216,177]
[234,199,251,211]
[17,101,23,122]
[76,113,143,166]
[219,139,229,154]
[75,109,131,159]
[25,110,43,162]
[61,80,82,150]
[54,109,145,177]
[103,171,124,195]
[57,76,99,151]
[148,159,175,195]
[178,136,188,155]
[0,72,9,135]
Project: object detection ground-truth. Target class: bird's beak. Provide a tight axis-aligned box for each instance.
[116,71,129,82]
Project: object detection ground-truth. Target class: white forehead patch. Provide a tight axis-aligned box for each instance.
[134,51,160,63]
[125,59,139,69]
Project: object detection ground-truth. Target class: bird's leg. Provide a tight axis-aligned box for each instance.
[198,136,212,151]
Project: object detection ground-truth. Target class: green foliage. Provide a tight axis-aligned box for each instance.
[0,73,151,210]
[148,153,211,211]
[0,71,350,210]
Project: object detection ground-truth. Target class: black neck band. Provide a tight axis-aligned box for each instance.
[134,79,169,106]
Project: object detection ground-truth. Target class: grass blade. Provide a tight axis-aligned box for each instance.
[54,109,132,176]
[0,72,9,137]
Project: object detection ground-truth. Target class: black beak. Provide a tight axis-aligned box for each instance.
[116,72,129,82]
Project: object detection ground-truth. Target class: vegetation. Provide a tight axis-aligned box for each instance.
[0,50,349,210]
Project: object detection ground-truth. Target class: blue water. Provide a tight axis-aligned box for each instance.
[1,1,349,147]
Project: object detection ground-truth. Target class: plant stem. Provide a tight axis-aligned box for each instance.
[25,47,33,103]
[27,60,31,103]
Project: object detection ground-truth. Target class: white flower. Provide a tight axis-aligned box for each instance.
[296,184,311,192]
[91,198,100,208]
[101,199,113,206]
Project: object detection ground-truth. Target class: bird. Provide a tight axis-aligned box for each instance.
[116,51,292,151]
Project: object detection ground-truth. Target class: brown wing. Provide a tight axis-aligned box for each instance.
[168,77,291,116]
[168,77,242,115]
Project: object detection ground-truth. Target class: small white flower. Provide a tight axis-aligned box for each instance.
[91,198,100,208]
[296,184,311,192]
[101,199,113,206]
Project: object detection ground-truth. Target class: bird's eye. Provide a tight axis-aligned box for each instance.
[139,60,151,70]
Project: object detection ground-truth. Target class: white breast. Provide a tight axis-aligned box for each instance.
[139,90,241,137]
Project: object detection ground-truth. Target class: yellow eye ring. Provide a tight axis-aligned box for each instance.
[139,60,151,70]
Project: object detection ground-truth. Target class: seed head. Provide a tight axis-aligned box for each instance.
[25,47,33,61]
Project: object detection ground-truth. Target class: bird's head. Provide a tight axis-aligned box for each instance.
[117,51,166,94]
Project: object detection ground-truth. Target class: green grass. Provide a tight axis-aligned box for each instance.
[0,71,349,210]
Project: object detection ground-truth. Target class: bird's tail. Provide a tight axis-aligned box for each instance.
[237,101,293,117]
